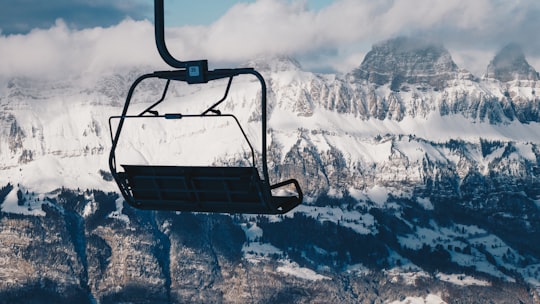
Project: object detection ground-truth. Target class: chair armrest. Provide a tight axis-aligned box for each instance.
[270,179,303,213]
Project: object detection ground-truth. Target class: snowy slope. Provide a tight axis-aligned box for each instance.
[1,49,540,299]
[0,56,539,193]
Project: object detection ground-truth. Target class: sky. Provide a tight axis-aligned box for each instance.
[0,0,539,79]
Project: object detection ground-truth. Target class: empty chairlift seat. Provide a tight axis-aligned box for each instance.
[109,67,303,214]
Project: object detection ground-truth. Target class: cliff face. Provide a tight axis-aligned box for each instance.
[1,38,540,303]
[1,187,538,303]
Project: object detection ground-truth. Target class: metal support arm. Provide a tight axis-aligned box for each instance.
[154,0,186,69]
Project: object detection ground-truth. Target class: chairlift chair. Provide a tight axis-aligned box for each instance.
[108,0,302,214]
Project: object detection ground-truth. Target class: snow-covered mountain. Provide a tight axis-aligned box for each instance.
[352,37,466,90]
[1,37,540,303]
[484,43,540,82]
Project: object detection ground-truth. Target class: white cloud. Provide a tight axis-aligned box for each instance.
[1,0,539,78]
[168,0,540,74]
[0,0,149,35]
[0,19,162,79]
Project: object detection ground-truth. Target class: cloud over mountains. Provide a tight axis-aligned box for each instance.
[0,0,150,35]
[1,0,539,77]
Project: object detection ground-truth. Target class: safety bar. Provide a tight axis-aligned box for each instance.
[109,113,257,167]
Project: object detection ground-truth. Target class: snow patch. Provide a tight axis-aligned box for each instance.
[0,186,45,216]
[348,187,368,201]
[388,294,447,304]
[514,142,537,162]
[243,242,282,256]
[366,185,389,206]
[241,221,285,263]
[277,260,330,281]
[345,263,371,276]
[436,273,490,286]
[82,200,97,218]
[385,268,430,286]
[327,187,343,198]
[416,197,434,210]
[241,222,263,241]
[287,205,377,235]
[243,242,283,264]
[108,197,130,224]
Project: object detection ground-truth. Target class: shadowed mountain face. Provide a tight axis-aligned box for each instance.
[484,43,540,82]
[352,37,461,90]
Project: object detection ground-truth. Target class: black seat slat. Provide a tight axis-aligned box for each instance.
[120,165,300,214]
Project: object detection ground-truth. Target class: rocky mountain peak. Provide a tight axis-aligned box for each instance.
[484,43,539,82]
[352,37,459,90]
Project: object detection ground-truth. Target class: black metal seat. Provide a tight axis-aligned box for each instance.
[119,165,301,214]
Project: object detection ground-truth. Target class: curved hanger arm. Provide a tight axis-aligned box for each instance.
[154,0,187,69]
